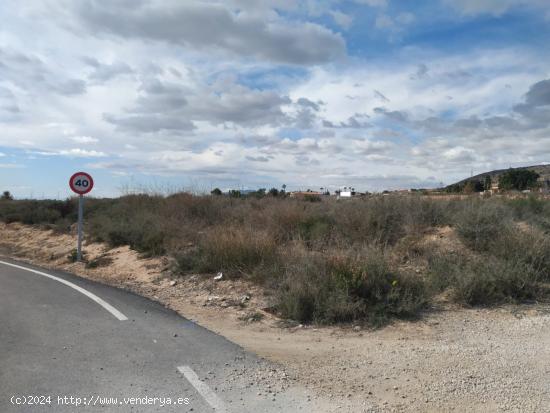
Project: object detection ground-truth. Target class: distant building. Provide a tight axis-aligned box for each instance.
[335,186,357,199]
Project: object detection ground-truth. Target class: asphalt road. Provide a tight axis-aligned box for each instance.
[0,258,319,413]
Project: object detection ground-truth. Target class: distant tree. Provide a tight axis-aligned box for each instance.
[281,184,287,192]
[484,175,492,191]
[210,188,222,196]
[445,183,464,193]
[246,188,266,199]
[1,191,13,200]
[464,180,484,194]
[499,169,540,191]
[228,189,241,198]
[268,188,279,197]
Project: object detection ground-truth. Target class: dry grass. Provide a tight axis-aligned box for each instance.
[2,192,550,325]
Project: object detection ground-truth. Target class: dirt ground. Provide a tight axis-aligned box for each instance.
[2,222,550,412]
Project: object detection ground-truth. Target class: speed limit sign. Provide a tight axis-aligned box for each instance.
[69,172,94,195]
[69,172,94,261]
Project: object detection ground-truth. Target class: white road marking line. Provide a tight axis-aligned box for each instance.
[178,366,228,413]
[0,260,128,321]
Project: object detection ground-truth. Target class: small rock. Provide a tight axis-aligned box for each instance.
[214,272,223,281]
[169,280,177,286]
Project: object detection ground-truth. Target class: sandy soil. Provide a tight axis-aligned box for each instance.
[2,222,550,412]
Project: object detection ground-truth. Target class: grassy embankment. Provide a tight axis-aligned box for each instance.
[2,193,550,326]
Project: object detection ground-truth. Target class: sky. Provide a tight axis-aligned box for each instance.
[0,0,549,198]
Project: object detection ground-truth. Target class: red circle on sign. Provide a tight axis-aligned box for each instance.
[69,172,94,195]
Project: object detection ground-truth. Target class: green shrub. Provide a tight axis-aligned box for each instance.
[68,249,79,263]
[105,219,166,256]
[507,196,550,231]
[277,249,427,326]
[303,194,322,202]
[428,254,538,305]
[332,197,406,245]
[454,201,511,251]
[297,215,333,243]
[508,196,545,217]
[489,227,550,282]
[181,227,278,276]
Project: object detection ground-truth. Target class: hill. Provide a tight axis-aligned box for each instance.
[448,164,550,189]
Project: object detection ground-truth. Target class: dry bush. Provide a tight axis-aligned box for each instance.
[453,200,512,252]
[86,196,168,256]
[277,248,428,326]
[176,226,278,277]
[5,192,550,324]
[428,253,538,305]
[262,199,309,242]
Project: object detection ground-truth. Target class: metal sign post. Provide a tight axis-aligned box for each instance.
[77,195,84,261]
[69,172,94,262]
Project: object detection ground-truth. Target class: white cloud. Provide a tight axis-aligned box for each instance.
[375,14,394,29]
[396,12,415,25]
[59,149,107,157]
[330,10,353,29]
[84,59,134,82]
[0,163,24,168]
[71,1,346,65]
[442,146,477,163]
[375,11,416,36]
[288,48,550,182]
[354,0,388,7]
[0,48,85,96]
[71,136,99,144]
[352,139,395,155]
[0,1,548,192]
[33,149,108,157]
[445,0,550,16]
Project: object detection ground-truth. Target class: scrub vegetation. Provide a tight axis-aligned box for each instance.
[2,192,550,325]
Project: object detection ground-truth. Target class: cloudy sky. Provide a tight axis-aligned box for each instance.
[1,0,550,197]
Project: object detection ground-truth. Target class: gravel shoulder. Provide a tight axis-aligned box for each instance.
[2,222,550,412]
